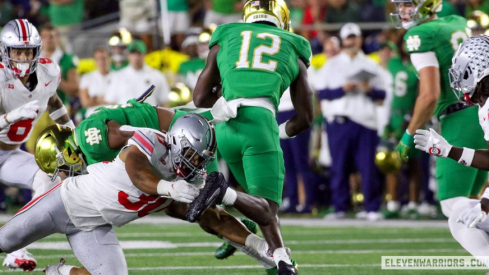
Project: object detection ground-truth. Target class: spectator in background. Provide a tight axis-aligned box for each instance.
[108,29,132,71]
[325,0,361,23]
[79,47,112,118]
[465,0,489,19]
[105,40,170,107]
[203,0,243,27]
[119,0,157,51]
[167,0,191,52]
[314,23,386,221]
[47,0,84,53]
[177,28,210,90]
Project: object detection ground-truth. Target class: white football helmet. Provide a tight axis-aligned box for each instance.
[449,34,489,104]
[168,113,216,181]
[0,19,42,77]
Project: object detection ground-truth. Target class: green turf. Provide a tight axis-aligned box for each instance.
[2,220,486,274]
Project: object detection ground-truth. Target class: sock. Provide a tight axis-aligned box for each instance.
[225,236,275,269]
[273,247,292,266]
[407,201,418,210]
[58,265,75,275]
[222,188,237,205]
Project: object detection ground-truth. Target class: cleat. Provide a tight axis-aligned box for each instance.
[2,248,37,271]
[267,259,298,275]
[278,260,298,275]
[187,172,228,222]
[215,218,258,259]
[43,258,66,275]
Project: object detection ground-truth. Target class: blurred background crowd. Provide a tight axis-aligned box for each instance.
[2,0,489,221]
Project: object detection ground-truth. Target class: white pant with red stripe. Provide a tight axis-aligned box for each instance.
[0,183,128,275]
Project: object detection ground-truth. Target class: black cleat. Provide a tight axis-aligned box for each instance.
[187,172,229,222]
[278,260,298,275]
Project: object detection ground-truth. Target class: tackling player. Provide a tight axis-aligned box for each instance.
[391,1,487,220]
[0,19,74,271]
[191,1,313,274]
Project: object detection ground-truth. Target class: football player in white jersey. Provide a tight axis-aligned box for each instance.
[414,34,489,262]
[0,114,277,275]
[0,19,74,271]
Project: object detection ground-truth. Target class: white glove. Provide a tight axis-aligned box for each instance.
[0,100,39,128]
[457,203,488,228]
[157,179,199,203]
[414,128,452,158]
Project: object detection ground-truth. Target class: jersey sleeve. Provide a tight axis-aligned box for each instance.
[293,35,312,68]
[209,24,227,49]
[404,27,435,54]
[127,129,157,162]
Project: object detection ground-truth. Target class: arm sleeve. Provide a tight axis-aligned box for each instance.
[209,25,224,49]
[410,51,439,71]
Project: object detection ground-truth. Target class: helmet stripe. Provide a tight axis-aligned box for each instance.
[17,19,28,41]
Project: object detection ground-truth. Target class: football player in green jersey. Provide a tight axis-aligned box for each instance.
[391,0,487,219]
[191,0,313,274]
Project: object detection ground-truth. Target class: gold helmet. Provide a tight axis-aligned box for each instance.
[35,124,85,179]
[243,0,290,31]
[169,82,192,107]
[375,139,402,174]
[390,0,442,29]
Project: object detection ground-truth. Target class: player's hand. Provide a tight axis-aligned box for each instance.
[166,180,200,203]
[5,100,39,124]
[395,130,414,162]
[414,128,452,158]
[457,203,487,228]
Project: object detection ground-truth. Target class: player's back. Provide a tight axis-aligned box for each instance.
[210,22,311,109]
[404,15,470,117]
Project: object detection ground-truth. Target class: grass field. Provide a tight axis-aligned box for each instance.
[0,215,487,275]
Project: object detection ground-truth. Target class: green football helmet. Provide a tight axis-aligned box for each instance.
[390,0,442,29]
[34,124,86,180]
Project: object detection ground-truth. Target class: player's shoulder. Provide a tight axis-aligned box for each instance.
[0,63,15,83]
[37,58,60,78]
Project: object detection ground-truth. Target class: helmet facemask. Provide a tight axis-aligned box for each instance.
[390,0,442,29]
[171,136,215,181]
[52,139,86,180]
[2,46,41,77]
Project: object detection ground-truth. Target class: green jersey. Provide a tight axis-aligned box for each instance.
[177,58,206,89]
[209,23,312,110]
[75,99,159,165]
[57,53,78,104]
[404,15,470,118]
[386,56,419,139]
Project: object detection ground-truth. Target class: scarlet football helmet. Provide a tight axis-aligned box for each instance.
[0,19,42,77]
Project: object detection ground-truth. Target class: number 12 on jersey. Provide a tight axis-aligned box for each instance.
[236,31,281,72]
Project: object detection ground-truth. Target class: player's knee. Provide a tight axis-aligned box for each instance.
[441,197,468,218]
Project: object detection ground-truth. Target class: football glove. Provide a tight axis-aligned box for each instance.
[457,203,487,228]
[0,100,39,129]
[157,179,200,204]
[395,130,414,162]
[414,128,452,158]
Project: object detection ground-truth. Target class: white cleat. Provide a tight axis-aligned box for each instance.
[43,258,66,275]
[2,248,37,271]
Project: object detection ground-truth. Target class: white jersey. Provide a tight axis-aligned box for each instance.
[0,59,60,144]
[478,100,489,141]
[60,128,176,230]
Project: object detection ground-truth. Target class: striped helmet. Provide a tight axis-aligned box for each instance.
[168,114,216,180]
[0,19,42,77]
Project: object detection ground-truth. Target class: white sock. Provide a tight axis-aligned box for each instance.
[58,265,75,275]
[222,188,237,205]
[245,234,267,252]
[273,247,292,266]
[225,236,275,269]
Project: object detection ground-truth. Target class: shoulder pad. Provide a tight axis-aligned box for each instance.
[37,58,61,77]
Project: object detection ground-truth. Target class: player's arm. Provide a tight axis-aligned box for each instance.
[396,51,440,161]
[280,58,314,138]
[121,145,161,195]
[47,94,74,128]
[415,129,489,169]
[193,45,222,108]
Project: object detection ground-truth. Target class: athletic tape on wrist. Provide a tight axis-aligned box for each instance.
[458,147,475,167]
[49,105,68,121]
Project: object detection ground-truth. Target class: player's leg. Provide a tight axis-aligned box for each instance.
[0,183,65,271]
[67,225,127,275]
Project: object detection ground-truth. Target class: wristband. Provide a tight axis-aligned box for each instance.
[458,147,475,167]
[156,179,172,197]
[49,105,68,121]
[278,121,293,139]
[62,120,75,129]
[400,129,414,147]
